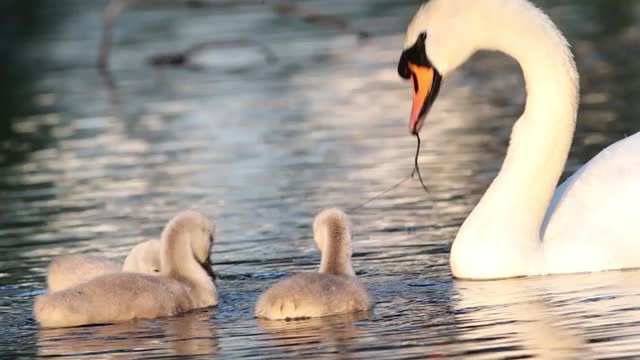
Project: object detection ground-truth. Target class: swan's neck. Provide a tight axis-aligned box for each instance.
[161,229,213,291]
[450,1,579,279]
[318,229,355,276]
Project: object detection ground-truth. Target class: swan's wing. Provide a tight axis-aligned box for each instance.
[542,132,640,273]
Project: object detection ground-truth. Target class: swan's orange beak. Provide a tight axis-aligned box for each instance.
[408,63,441,135]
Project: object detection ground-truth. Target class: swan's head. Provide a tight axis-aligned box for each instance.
[162,210,216,280]
[399,0,481,134]
[313,208,352,253]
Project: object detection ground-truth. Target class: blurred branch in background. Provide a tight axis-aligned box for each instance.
[97,0,369,71]
[147,38,278,68]
[269,2,369,40]
[98,0,240,69]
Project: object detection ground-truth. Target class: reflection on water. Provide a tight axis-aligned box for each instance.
[256,312,369,356]
[0,0,639,358]
[453,271,640,359]
[38,308,218,358]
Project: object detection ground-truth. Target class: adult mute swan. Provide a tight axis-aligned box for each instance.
[47,240,161,292]
[398,0,640,279]
[255,209,370,320]
[34,211,217,328]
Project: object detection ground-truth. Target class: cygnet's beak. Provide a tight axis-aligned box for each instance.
[407,63,442,135]
[202,255,216,282]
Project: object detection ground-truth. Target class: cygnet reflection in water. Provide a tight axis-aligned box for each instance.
[255,208,370,320]
[47,240,161,292]
[37,308,217,358]
[257,311,369,353]
[34,210,217,328]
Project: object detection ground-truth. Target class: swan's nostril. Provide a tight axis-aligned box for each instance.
[411,71,419,93]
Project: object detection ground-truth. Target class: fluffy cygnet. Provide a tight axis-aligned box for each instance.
[46,255,120,293]
[122,239,161,273]
[34,211,217,328]
[255,208,370,320]
[46,240,161,292]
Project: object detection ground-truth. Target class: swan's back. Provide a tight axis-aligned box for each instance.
[543,132,640,274]
[47,255,120,293]
[255,272,369,320]
[35,272,192,328]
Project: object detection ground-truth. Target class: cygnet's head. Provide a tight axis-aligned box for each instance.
[313,208,351,250]
[162,210,216,280]
[313,208,354,276]
[122,239,161,274]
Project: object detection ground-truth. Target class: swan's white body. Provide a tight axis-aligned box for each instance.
[255,209,370,320]
[46,240,161,292]
[34,211,217,328]
[404,0,640,279]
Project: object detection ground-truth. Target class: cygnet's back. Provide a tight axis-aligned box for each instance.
[46,240,161,293]
[34,211,217,328]
[47,255,120,293]
[255,208,370,320]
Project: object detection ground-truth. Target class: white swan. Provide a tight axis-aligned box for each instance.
[34,210,217,328]
[255,208,370,320]
[399,0,640,279]
[46,240,161,292]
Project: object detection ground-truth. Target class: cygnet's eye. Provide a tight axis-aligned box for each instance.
[153,268,160,273]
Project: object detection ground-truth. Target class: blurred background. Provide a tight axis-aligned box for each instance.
[1,0,639,359]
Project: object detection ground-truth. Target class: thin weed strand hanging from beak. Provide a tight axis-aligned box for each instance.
[411,133,430,193]
[348,132,430,211]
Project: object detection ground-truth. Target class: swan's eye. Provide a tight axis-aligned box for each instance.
[153,269,160,273]
[398,32,430,79]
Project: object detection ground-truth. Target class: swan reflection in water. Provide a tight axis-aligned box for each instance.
[37,308,218,358]
[452,270,640,358]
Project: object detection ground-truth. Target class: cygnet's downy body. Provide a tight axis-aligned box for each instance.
[255,208,370,320]
[34,211,217,328]
[46,240,161,292]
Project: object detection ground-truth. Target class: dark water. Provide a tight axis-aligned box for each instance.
[1,0,639,358]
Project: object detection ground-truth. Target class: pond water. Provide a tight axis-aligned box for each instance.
[1,0,640,358]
